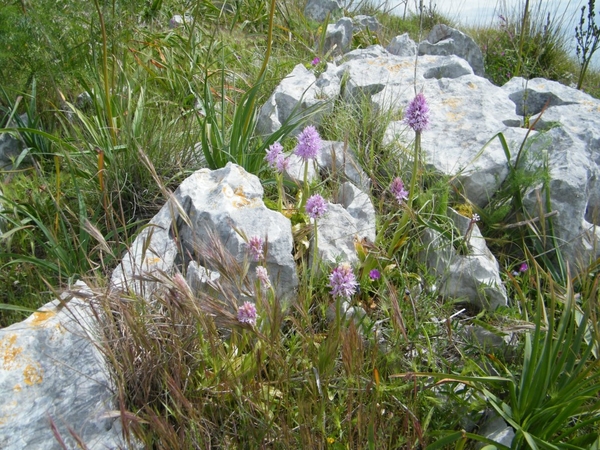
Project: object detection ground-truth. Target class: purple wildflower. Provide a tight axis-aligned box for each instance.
[276,154,289,172]
[305,194,328,219]
[390,177,409,204]
[312,57,321,66]
[256,266,271,289]
[265,142,283,169]
[519,262,528,273]
[237,301,257,326]
[329,263,359,299]
[294,125,321,160]
[404,93,430,133]
[369,269,381,281]
[247,236,264,262]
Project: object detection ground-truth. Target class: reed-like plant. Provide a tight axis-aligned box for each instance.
[405,263,600,449]
[575,0,600,89]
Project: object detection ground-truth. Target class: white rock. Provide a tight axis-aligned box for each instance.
[503,77,600,269]
[337,181,376,243]
[419,24,485,76]
[0,282,136,449]
[257,64,340,136]
[316,140,370,191]
[386,33,417,57]
[304,0,342,22]
[352,15,380,33]
[311,202,361,268]
[324,17,354,56]
[111,163,298,304]
[421,209,508,311]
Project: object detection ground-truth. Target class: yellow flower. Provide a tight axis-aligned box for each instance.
[326,437,335,444]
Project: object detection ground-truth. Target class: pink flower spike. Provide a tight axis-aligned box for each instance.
[329,263,359,299]
[294,125,321,160]
[265,142,283,169]
[305,194,328,219]
[404,92,430,133]
[237,301,257,326]
[247,236,264,262]
[256,266,271,289]
[312,57,321,66]
[275,154,289,172]
[390,177,409,204]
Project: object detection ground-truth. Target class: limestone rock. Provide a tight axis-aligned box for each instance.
[328,50,525,207]
[342,44,390,62]
[311,202,361,268]
[421,209,508,311]
[257,63,340,136]
[316,140,370,191]
[0,282,135,449]
[111,163,298,304]
[352,15,380,33]
[418,24,485,76]
[475,415,515,449]
[169,14,192,28]
[337,181,376,244]
[284,154,319,185]
[304,0,342,22]
[386,33,417,57]
[502,76,590,117]
[324,17,354,56]
[503,77,600,269]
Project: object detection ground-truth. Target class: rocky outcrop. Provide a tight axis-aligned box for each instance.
[111,163,299,304]
[0,282,136,449]
[256,63,341,136]
[421,209,508,311]
[503,77,600,268]
[419,24,485,76]
[260,29,600,272]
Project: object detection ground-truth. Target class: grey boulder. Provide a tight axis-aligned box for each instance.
[386,33,417,57]
[421,209,508,311]
[111,163,298,304]
[324,17,354,56]
[419,24,485,76]
[257,63,340,136]
[304,0,342,22]
[0,282,135,449]
[503,77,600,269]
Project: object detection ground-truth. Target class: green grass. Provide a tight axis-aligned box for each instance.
[1,0,600,447]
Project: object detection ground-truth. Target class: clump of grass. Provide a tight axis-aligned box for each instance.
[468,0,572,86]
[96,234,447,448]
[575,0,600,89]
[1,0,600,447]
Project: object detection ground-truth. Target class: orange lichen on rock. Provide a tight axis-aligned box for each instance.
[29,310,56,327]
[23,364,43,386]
[1,335,23,370]
[144,256,162,265]
[222,185,261,208]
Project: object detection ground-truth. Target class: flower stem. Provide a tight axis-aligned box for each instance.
[407,131,421,211]
[309,219,319,294]
[276,173,284,212]
[299,159,310,212]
